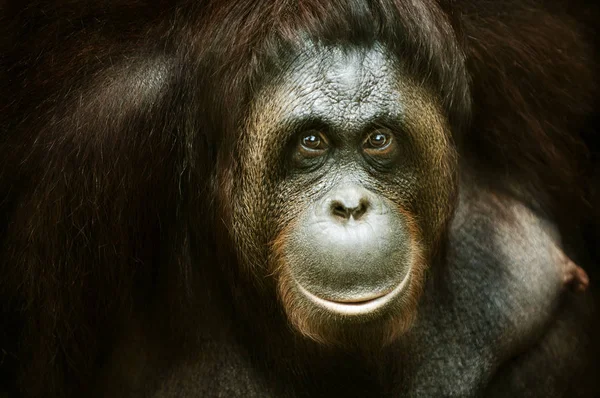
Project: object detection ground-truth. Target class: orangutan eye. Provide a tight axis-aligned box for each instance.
[364,131,392,151]
[299,131,328,152]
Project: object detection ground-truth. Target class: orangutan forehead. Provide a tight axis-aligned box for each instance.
[262,44,403,129]
[247,42,447,146]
